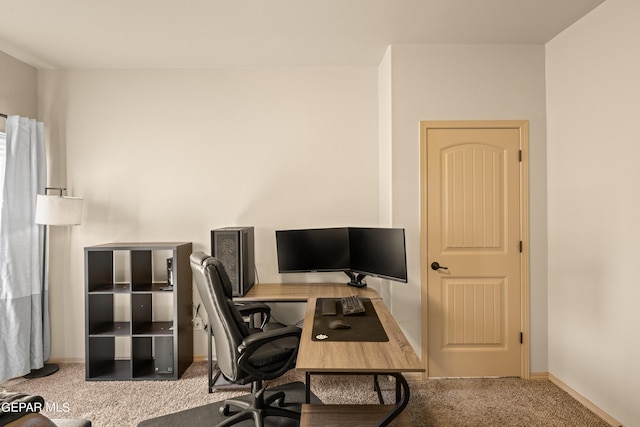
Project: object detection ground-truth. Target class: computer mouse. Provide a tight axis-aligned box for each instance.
[328,320,351,330]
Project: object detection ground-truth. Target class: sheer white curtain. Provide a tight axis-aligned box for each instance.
[0,115,47,382]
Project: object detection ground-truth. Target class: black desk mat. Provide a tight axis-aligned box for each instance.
[311,298,389,342]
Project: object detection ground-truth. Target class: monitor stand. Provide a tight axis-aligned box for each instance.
[345,271,367,288]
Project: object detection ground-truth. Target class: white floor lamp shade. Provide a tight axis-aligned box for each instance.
[35,194,83,226]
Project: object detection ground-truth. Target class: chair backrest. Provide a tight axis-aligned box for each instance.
[190,252,251,383]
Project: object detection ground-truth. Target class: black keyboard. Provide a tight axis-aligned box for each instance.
[341,295,366,315]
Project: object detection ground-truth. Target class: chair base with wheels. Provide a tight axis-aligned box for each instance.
[218,380,300,427]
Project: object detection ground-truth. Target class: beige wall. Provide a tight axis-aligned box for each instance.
[37,67,379,359]
[9,41,550,377]
[382,44,549,372]
[546,0,640,424]
[0,50,37,128]
[37,46,550,372]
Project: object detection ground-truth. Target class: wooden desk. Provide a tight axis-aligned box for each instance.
[296,298,423,373]
[237,283,424,426]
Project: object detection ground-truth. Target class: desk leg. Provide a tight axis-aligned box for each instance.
[305,371,311,404]
[208,329,213,393]
[373,375,384,404]
[376,373,410,427]
[208,329,222,393]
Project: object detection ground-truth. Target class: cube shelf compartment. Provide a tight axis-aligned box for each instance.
[84,242,193,380]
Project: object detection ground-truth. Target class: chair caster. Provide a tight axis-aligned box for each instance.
[220,404,231,416]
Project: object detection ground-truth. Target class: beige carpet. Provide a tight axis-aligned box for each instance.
[2,363,609,427]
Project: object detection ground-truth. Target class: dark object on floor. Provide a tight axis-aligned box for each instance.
[0,392,45,426]
[137,381,318,427]
[190,253,302,426]
[24,364,59,379]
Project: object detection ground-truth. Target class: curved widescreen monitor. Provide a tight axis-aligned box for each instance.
[275,227,407,286]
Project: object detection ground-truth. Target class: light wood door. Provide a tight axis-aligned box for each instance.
[420,121,529,378]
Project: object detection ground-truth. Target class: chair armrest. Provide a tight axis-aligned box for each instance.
[235,302,270,314]
[235,302,271,329]
[239,326,301,351]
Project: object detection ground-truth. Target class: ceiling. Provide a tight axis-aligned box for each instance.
[0,0,605,69]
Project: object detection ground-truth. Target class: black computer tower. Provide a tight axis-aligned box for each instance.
[211,227,255,297]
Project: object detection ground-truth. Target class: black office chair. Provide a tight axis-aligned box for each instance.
[190,252,302,427]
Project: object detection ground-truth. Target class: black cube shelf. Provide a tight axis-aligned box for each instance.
[84,242,193,380]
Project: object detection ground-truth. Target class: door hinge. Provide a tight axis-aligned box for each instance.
[519,150,522,161]
[520,332,523,344]
[519,241,523,252]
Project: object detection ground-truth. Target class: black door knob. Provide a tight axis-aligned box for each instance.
[431,262,448,271]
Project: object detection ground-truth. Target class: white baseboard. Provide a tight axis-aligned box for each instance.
[529,371,549,380]
[48,357,84,364]
[402,371,423,381]
[546,372,623,427]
